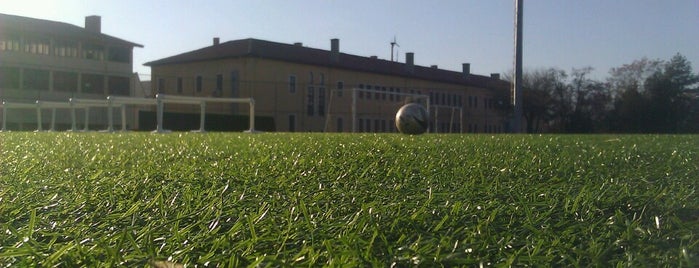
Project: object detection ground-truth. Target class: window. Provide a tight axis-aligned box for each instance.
[24,37,50,55]
[319,73,325,85]
[358,118,364,132]
[23,69,50,90]
[374,85,380,99]
[365,119,371,132]
[0,66,21,89]
[0,35,21,51]
[382,87,387,100]
[216,74,223,90]
[55,71,79,92]
[215,74,223,96]
[53,40,78,57]
[157,78,165,93]
[474,96,478,108]
[396,88,401,101]
[358,84,364,99]
[83,44,104,60]
[108,76,130,95]
[108,46,130,63]
[309,72,314,84]
[389,87,395,101]
[307,86,314,116]
[230,71,239,97]
[318,87,326,116]
[196,76,203,93]
[336,81,343,97]
[374,119,380,133]
[81,73,105,94]
[177,77,183,94]
[289,75,296,93]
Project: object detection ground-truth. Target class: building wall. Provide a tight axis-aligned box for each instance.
[151,57,509,133]
[0,25,138,130]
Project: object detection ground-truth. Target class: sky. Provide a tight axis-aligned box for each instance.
[2,0,697,81]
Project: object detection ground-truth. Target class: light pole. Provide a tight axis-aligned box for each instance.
[512,0,523,133]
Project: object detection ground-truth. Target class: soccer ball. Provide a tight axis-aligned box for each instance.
[395,103,429,134]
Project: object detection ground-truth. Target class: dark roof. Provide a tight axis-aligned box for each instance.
[0,13,143,48]
[145,38,509,90]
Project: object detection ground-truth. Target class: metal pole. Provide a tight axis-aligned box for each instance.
[248,99,255,132]
[1,101,6,131]
[121,104,127,131]
[83,107,90,131]
[351,88,357,133]
[198,101,206,132]
[36,102,42,132]
[512,0,524,133]
[156,95,164,133]
[50,108,56,131]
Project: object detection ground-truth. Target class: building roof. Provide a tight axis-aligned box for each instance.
[144,38,509,90]
[0,13,143,48]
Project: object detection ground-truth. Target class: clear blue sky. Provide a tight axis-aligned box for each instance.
[2,0,697,81]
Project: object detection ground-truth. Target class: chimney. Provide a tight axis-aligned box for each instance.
[490,73,501,80]
[370,56,378,59]
[213,37,220,46]
[462,63,471,78]
[430,65,438,69]
[330,38,340,63]
[406,52,415,73]
[294,42,303,46]
[85,15,101,33]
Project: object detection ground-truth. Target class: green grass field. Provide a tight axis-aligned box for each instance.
[0,133,697,267]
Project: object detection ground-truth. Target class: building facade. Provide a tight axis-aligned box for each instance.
[0,13,142,130]
[145,38,510,133]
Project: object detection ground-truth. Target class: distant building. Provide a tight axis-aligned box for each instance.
[0,13,142,130]
[145,38,510,133]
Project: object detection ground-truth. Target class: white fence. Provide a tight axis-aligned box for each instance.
[0,94,256,133]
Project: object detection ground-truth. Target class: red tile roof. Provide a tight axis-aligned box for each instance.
[145,38,509,90]
[0,13,143,48]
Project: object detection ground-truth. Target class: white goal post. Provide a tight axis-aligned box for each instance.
[1,94,256,133]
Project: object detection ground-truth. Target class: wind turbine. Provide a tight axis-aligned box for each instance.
[390,36,400,62]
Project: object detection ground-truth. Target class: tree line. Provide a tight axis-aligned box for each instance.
[506,53,699,133]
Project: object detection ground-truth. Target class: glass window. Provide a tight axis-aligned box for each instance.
[177,77,183,94]
[108,46,130,63]
[230,71,239,97]
[82,73,105,94]
[336,81,343,97]
[307,86,314,116]
[157,78,165,93]
[0,66,21,89]
[216,74,223,95]
[83,44,104,60]
[196,76,203,93]
[318,87,326,116]
[23,69,50,90]
[289,75,296,93]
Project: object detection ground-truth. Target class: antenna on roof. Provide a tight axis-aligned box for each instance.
[390,36,400,62]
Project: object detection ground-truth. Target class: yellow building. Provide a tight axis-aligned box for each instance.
[145,38,510,133]
[0,13,142,130]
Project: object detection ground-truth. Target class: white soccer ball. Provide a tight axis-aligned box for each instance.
[395,103,429,135]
